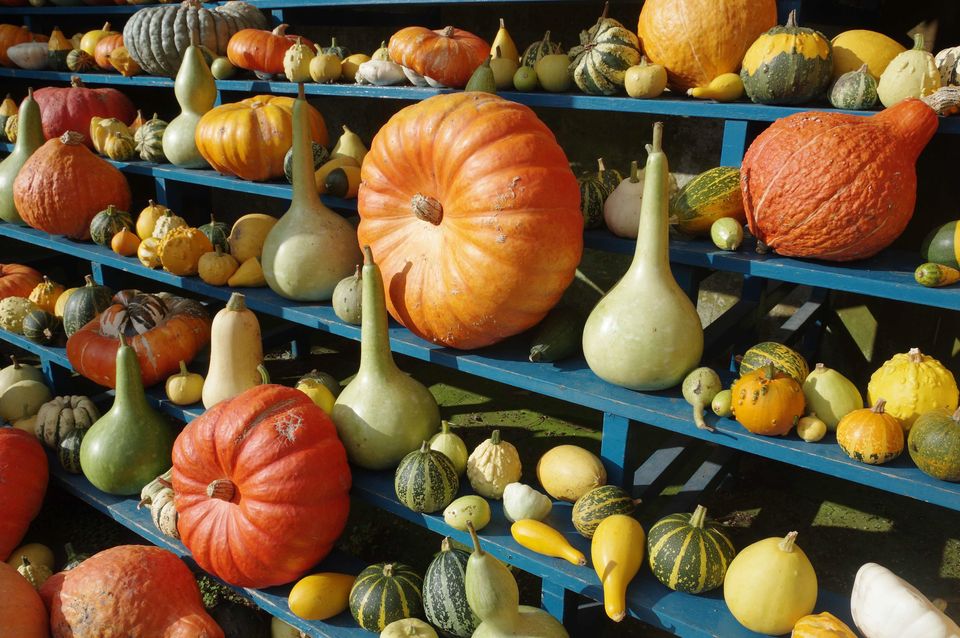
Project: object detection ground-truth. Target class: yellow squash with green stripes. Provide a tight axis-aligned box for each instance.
[348,562,424,632]
[670,166,745,236]
[646,505,736,594]
[739,341,809,384]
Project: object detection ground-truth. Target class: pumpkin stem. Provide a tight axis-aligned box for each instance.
[60,131,84,146]
[441,26,456,38]
[688,505,708,529]
[908,347,923,364]
[206,478,236,502]
[83,274,94,287]
[274,24,289,36]
[419,440,430,453]
[313,43,323,55]
[466,521,484,556]
[952,407,960,422]
[596,157,606,174]
[647,121,663,155]
[9,355,20,369]
[362,244,374,265]
[778,531,799,552]
[441,420,451,435]
[440,536,452,552]
[541,30,552,45]
[101,21,111,31]
[382,563,395,577]
[498,17,505,30]
[629,160,640,183]
[762,359,777,379]
[815,362,825,371]
[490,429,501,445]
[225,292,247,312]
[27,87,33,98]
[785,9,798,27]
[70,75,84,88]
[911,32,925,51]
[856,63,868,74]
[20,556,31,568]
[178,360,188,376]
[411,193,443,225]
[872,399,887,414]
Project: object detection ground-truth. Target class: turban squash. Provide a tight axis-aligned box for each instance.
[741,98,938,261]
[357,92,583,350]
[66,290,211,388]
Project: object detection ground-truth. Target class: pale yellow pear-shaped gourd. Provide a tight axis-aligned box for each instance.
[261,84,359,301]
[0,89,43,224]
[162,42,215,168]
[331,246,440,470]
[877,34,941,108]
[331,125,367,164]
[202,293,268,408]
[582,122,703,391]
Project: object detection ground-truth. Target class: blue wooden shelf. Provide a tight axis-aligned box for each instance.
[0,4,145,14]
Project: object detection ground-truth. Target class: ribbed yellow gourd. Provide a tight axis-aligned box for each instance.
[867,347,958,431]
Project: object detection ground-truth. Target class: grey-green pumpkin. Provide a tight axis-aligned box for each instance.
[568,6,642,95]
[134,115,168,163]
[646,505,736,594]
[62,276,112,338]
[829,63,879,110]
[349,562,424,633]
[89,205,134,247]
[571,485,638,538]
[395,441,459,514]
[22,309,60,346]
[283,142,329,183]
[423,537,480,638]
[198,215,230,252]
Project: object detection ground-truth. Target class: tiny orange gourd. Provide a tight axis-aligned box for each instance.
[111,228,140,257]
[730,361,805,436]
[836,399,904,465]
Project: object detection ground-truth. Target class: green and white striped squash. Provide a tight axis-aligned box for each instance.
[670,166,745,236]
[521,31,563,68]
[647,505,736,594]
[89,205,134,247]
[349,562,424,633]
[571,485,637,538]
[739,342,810,384]
[283,142,329,183]
[62,276,112,338]
[423,537,479,638]
[134,115,168,164]
[829,64,878,110]
[198,215,230,253]
[568,8,642,96]
[578,159,622,230]
[741,10,833,105]
[22,309,60,345]
[58,428,85,474]
[395,441,460,514]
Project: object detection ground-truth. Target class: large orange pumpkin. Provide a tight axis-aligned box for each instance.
[67,290,211,388]
[0,263,42,300]
[388,26,490,88]
[358,92,582,350]
[0,428,47,562]
[172,385,351,588]
[195,95,328,182]
[42,545,223,638]
[0,560,47,638]
[637,0,777,91]
[226,24,313,76]
[0,24,33,67]
[741,98,938,261]
[13,131,131,240]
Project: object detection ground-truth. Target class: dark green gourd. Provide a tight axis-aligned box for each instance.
[424,537,479,637]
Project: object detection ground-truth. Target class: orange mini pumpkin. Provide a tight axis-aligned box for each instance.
[388,26,490,88]
[27,276,65,314]
[836,399,904,465]
[730,361,806,436]
[792,612,858,638]
[93,33,123,70]
[159,227,214,276]
[111,228,140,257]
[226,24,314,76]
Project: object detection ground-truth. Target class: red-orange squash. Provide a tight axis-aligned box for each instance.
[93,33,123,70]
[172,384,351,588]
[66,290,211,389]
[0,560,47,638]
[195,95,328,182]
[388,26,490,88]
[0,24,34,67]
[0,263,42,300]
[226,24,313,76]
[357,93,583,350]
[42,545,223,638]
[33,77,136,147]
[637,0,777,91]
[0,428,47,562]
[741,98,938,261]
[13,131,131,240]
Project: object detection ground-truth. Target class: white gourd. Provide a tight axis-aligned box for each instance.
[7,43,48,70]
[603,161,679,239]
[466,430,522,499]
[501,483,552,522]
[355,60,407,86]
[851,563,960,638]
[201,293,267,408]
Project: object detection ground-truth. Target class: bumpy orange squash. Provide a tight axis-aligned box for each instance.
[388,26,489,88]
[792,612,857,637]
[731,362,805,436]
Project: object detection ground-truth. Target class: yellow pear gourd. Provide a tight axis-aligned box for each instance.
[591,514,645,622]
[510,519,585,566]
[201,293,267,409]
[165,360,204,406]
[288,572,355,620]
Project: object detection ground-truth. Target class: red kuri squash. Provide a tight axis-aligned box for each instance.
[0,560,47,638]
[172,384,351,588]
[741,98,938,261]
[13,131,131,240]
[388,26,490,88]
[33,77,136,147]
[226,24,313,76]
[0,263,42,300]
[0,428,47,562]
[357,92,582,349]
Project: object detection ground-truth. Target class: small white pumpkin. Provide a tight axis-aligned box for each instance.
[501,482,552,522]
[7,42,48,70]
[380,618,438,638]
[355,60,407,86]
[0,379,51,422]
[466,429,521,499]
[603,160,679,239]
[402,66,429,87]
[851,563,960,638]
[878,34,941,107]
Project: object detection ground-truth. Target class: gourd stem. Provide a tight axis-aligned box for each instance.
[441,420,451,435]
[60,131,84,146]
[599,1,609,20]
[688,505,708,529]
[779,531,798,552]
[872,399,887,413]
[499,17,505,29]
[466,521,484,556]
[412,193,443,225]
[441,26,455,38]
[490,429,501,445]
[597,158,606,174]
[908,347,922,363]
[785,9,798,27]
[360,245,399,375]
[419,440,430,453]
[629,160,640,183]
[27,87,32,99]
[20,556,31,567]
[70,75,84,88]
[382,563,394,577]
[440,536,452,552]
[206,478,236,502]
[912,32,925,51]
[178,360,188,376]
[64,542,76,560]
[856,63,868,73]
[952,407,960,422]
[225,292,246,313]
[10,355,19,369]
[815,362,825,370]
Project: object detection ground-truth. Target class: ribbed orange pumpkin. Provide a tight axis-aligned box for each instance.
[730,362,806,436]
[0,263,42,300]
[226,24,313,76]
[0,560,47,638]
[195,95,328,182]
[388,26,490,88]
[41,545,223,638]
[637,0,777,91]
[13,131,131,240]
[741,98,938,261]
[93,33,123,70]
[358,93,582,350]
[0,428,47,562]
[836,399,904,465]
[173,385,351,588]
[0,24,33,67]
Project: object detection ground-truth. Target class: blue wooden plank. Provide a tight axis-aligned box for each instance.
[632,437,698,500]
[599,413,631,487]
[719,119,749,167]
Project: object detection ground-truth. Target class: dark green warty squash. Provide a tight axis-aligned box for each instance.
[423,537,479,638]
[395,441,459,514]
[829,64,879,110]
[89,205,134,247]
[198,214,230,253]
[22,309,60,345]
[62,276,112,337]
[578,158,622,230]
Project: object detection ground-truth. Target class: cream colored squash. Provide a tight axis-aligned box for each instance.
[428,420,468,476]
[851,562,960,638]
[501,482,552,522]
[877,34,941,108]
[380,619,438,638]
[466,430,521,499]
[0,379,51,422]
[536,444,606,502]
[228,214,278,262]
[201,293,267,409]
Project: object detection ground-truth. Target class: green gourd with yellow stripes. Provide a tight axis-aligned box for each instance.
[921,220,960,269]
[571,485,638,538]
[423,537,479,638]
[394,441,459,514]
[578,158,622,230]
[349,562,424,632]
[670,166,745,236]
[568,4,642,96]
[739,342,809,384]
[647,505,735,594]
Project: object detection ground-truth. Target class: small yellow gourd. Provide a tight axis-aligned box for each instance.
[591,514,645,623]
[5,543,54,570]
[877,34,941,107]
[510,519,585,566]
[158,227,214,276]
[227,257,267,287]
[295,379,335,414]
[198,247,239,286]
[791,612,858,638]
[624,57,667,98]
[687,73,745,102]
[89,116,130,155]
[867,347,958,431]
[136,200,169,240]
[17,556,52,589]
[55,286,79,317]
[28,276,64,314]
[228,213,277,263]
[138,237,161,269]
[165,360,204,406]
[466,429,521,499]
[288,572,355,620]
[796,415,827,442]
[381,619,438,638]
[310,46,342,83]
[283,38,314,83]
[202,293,267,409]
[152,209,188,240]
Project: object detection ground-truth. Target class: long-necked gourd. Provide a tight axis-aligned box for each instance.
[261,83,360,301]
[331,245,439,469]
[79,336,174,495]
[162,41,214,168]
[582,122,703,390]
[202,292,267,408]
[465,522,569,638]
[0,89,44,224]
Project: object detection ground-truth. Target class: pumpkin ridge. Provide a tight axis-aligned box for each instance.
[668,532,696,587]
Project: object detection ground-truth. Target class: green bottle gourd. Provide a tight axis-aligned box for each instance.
[582,122,704,391]
[331,245,440,470]
[79,336,174,495]
[465,57,497,93]
[464,522,569,638]
[261,83,360,301]
[162,42,215,168]
[0,89,44,224]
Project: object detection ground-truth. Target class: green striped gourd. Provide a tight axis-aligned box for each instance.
[89,205,134,247]
[62,276,112,338]
[908,408,960,482]
[423,537,480,637]
[349,562,424,633]
[568,5,642,96]
[134,114,168,163]
[739,342,809,384]
[647,505,736,594]
[921,220,960,269]
[521,31,563,68]
[198,214,230,253]
[571,485,638,538]
[58,428,85,474]
[670,166,745,236]
[829,64,879,110]
[395,441,460,513]
[578,158,622,230]
[284,142,330,183]
[22,310,59,345]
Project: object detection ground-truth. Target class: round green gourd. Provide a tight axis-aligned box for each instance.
[423,537,480,638]
[198,214,230,252]
[22,309,60,345]
[89,205,134,247]
[58,427,85,474]
[647,505,736,594]
[521,31,563,68]
[908,408,960,482]
[921,220,959,269]
[739,342,809,384]
[578,159,621,230]
[568,7,642,96]
[571,485,638,538]
[829,64,879,110]
[395,441,459,513]
[62,276,112,338]
[349,562,424,633]
[66,49,97,73]
[134,115,168,163]
[283,142,329,183]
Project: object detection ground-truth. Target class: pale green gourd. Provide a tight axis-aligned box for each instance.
[79,336,174,495]
[802,363,863,430]
[261,84,360,301]
[582,122,703,390]
[465,523,569,638]
[331,245,439,469]
[429,420,468,475]
[162,43,215,168]
[0,89,44,224]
